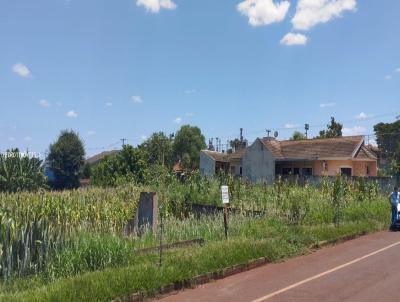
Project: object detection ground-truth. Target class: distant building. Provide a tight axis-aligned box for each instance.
[200,136,378,182]
[86,150,119,165]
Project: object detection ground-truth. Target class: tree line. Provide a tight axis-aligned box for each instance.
[1,117,399,192]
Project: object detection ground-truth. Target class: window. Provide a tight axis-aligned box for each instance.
[341,168,352,177]
[302,168,313,176]
[282,168,292,175]
[240,166,243,176]
[293,168,300,175]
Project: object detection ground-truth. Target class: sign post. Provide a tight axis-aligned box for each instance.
[221,185,229,239]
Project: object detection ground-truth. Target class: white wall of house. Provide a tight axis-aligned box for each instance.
[242,139,275,183]
[199,151,215,177]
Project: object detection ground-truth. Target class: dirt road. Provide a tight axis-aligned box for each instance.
[157,231,400,302]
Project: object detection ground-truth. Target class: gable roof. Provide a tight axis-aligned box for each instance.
[260,136,374,161]
[86,150,119,165]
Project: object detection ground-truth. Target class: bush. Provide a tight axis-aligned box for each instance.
[91,145,148,187]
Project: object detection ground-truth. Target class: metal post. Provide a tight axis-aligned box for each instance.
[223,205,228,240]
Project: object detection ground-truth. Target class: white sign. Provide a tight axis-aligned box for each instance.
[221,185,229,204]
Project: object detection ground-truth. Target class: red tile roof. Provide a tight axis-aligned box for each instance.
[261,136,371,160]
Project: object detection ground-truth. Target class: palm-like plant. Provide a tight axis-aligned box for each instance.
[0,149,48,193]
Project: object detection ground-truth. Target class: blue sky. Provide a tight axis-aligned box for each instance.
[0,0,399,157]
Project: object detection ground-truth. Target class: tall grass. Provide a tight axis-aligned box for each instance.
[0,173,388,285]
[0,186,141,279]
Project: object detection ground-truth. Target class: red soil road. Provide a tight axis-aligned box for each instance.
[156,231,400,302]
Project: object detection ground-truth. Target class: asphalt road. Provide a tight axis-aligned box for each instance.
[156,231,400,302]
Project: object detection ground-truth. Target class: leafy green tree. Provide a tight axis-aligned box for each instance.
[91,145,148,187]
[374,120,400,175]
[317,117,343,138]
[173,125,206,169]
[47,130,85,190]
[290,131,307,141]
[0,149,48,192]
[80,162,92,179]
[139,132,173,167]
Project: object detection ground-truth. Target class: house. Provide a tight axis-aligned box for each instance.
[200,136,378,183]
[200,149,246,177]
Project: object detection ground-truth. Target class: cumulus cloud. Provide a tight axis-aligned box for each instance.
[24,136,32,141]
[356,112,371,120]
[342,126,366,136]
[141,135,148,140]
[320,102,335,108]
[12,63,31,78]
[395,68,400,73]
[173,117,182,124]
[131,95,143,104]
[136,0,176,13]
[292,0,357,31]
[385,75,392,80]
[39,99,51,107]
[186,112,194,117]
[237,0,290,27]
[280,33,308,45]
[87,130,96,136]
[105,102,113,107]
[284,123,299,129]
[66,110,78,118]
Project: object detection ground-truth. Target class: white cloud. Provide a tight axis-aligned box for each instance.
[87,130,96,136]
[385,75,392,80]
[66,110,78,118]
[184,89,197,94]
[237,0,290,27]
[141,135,147,140]
[39,99,51,107]
[136,0,176,13]
[24,136,32,141]
[173,117,182,124]
[12,63,31,78]
[131,95,143,104]
[342,126,366,136]
[356,112,371,120]
[395,68,400,73]
[105,102,113,107]
[292,0,357,31]
[320,102,335,108]
[284,123,299,129]
[186,112,194,117]
[9,137,15,142]
[280,33,308,46]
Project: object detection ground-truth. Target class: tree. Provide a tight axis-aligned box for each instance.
[91,145,148,186]
[47,130,85,190]
[173,125,206,169]
[374,120,400,175]
[139,132,173,167]
[0,149,48,192]
[290,131,307,141]
[317,117,343,138]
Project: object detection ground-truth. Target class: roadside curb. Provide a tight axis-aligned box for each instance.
[112,257,268,302]
[112,230,374,302]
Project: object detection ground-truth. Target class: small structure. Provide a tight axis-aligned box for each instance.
[125,192,158,236]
